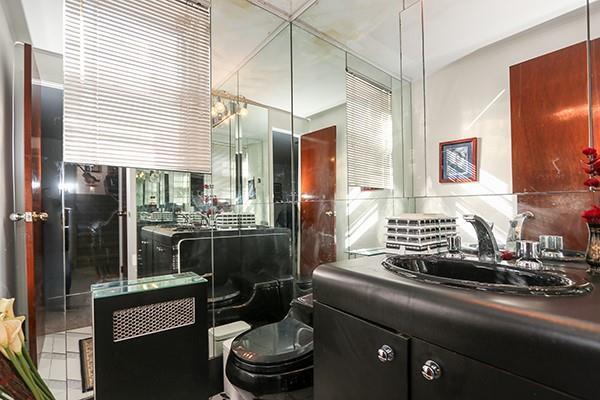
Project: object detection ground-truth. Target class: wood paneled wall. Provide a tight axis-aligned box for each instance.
[510,40,599,250]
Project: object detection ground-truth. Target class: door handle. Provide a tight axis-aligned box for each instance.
[325,210,334,217]
[10,211,48,223]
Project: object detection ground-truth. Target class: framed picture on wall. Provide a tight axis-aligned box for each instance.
[248,178,256,200]
[439,137,478,183]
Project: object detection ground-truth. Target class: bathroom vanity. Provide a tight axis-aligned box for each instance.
[313,255,599,400]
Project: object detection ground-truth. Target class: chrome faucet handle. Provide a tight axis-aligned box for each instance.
[446,235,464,259]
[447,235,462,253]
[539,235,564,259]
[515,240,543,269]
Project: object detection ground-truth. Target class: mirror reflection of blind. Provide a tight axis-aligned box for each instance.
[64,0,211,173]
[346,72,393,189]
[211,143,233,202]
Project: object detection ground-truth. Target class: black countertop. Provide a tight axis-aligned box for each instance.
[313,255,600,400]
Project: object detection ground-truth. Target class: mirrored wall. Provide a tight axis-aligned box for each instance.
[12,0,600,398]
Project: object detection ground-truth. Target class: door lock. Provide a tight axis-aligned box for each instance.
[9,211,48,223]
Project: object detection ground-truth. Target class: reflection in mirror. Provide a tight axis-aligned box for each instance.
[291,20,412,279]
[400,0,594,252]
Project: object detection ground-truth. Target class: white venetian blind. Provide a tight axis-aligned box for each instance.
[346,71,393,189]
[64,0,211,173]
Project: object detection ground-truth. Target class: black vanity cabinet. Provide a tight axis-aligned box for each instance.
[314,303,409,400]
[410,339,576,400]
[314,302,578,400]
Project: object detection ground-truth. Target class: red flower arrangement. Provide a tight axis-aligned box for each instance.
[582,147,600,224]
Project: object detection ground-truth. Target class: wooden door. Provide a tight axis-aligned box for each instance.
[300,126,336,279]
[12,44,45,360]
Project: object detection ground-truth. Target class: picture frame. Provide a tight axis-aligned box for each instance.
[439,137,478,183]
[248,178,256,200]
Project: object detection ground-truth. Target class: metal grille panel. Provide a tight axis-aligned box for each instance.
[112,298,195,342]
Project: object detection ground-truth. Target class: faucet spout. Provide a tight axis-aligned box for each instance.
[463,214,500,262]
[506,211,534,252]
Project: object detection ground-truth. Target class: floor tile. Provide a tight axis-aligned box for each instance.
[52,334,67,354]
[66,352,82,381]
[42,335,54,353]
[39,353,53,380]
[49,354,67,381]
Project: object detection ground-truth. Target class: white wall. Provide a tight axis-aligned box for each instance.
[410,7,591,244]
[0,3,16,297]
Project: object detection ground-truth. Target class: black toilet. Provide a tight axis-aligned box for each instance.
[226,294,314,399]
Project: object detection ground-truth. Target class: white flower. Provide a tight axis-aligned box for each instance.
[0,320,8,358]
[0,316,25,357]
[0,298,15,320]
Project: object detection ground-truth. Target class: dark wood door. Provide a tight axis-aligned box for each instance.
[14,44,45,359]
[300,126,336,279]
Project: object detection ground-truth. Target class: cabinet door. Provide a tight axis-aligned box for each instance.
[411,338,578,400]
[153,241,174,274]
[314,302,409,400]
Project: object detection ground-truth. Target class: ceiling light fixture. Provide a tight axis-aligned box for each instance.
[214,96,226,114]
[239,102,249,117]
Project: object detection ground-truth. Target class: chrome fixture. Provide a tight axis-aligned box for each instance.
[539,235,564,259]
[506,211,534,252]
[377,345,394,363]
[421,360,442,381]
[463,214,500,262]
[9,211,48,223]
[211,90,252,128]
[515,240,543,270]
[446,235,464,259]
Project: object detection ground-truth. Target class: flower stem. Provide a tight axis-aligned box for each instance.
[7,350,45,400]
[19,351,53,400]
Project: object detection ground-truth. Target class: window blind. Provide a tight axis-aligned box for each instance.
[346,71,393,189]
[64,0,212,173]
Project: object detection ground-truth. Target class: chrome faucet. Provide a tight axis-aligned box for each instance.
[506,211,534,253]
[463,214,500,262]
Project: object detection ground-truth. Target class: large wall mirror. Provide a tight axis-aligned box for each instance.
[401,0,597,250]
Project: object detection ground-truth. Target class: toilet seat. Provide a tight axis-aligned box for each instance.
[227,318,314,395]
[208,279,241,306]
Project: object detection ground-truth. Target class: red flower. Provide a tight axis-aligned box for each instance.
[582,205,600,224]
[585,178,600,187]
[583,147,598,156]
[584,166,595,174]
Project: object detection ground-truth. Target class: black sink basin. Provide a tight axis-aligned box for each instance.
[382,255,592,296]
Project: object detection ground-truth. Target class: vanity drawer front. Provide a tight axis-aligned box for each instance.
[410,338,578,400]
[314,302,409,400]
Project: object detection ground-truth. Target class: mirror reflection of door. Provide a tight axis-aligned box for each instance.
[300,126,337,280]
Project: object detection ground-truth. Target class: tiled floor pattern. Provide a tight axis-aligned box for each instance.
[39,327,94,400]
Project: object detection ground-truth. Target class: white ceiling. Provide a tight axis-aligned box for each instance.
[409,0,592,79]
[7,0,596,116]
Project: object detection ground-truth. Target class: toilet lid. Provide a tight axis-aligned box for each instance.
[231,318,313,365]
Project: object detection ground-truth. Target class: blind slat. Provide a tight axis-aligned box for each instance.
[64,0,211,173]
[346,72,393,189]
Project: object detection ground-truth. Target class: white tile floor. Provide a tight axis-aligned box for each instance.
[40,326,94,400]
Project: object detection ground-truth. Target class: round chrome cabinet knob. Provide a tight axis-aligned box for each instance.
[421,360,442,381]
[377,345,394,363]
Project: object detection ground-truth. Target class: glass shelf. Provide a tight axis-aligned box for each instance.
[91,272,205,299]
